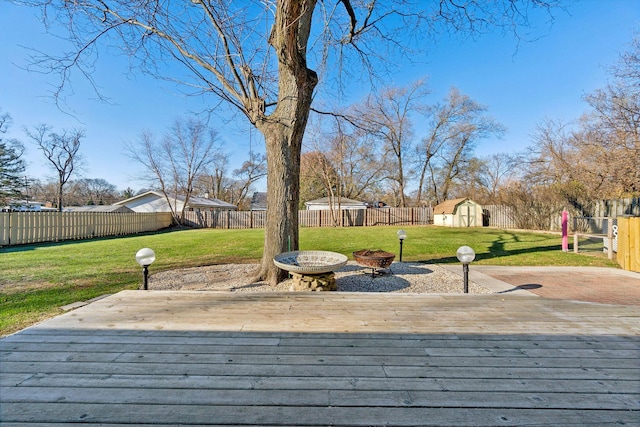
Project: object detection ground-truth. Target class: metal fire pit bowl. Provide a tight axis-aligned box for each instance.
[353,249,396,268]
[274,250,348,275]
[353,249,395,277]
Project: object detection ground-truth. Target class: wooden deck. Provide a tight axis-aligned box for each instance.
[1,291,639,426]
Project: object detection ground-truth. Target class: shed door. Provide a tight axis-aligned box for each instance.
[459,201,476,227]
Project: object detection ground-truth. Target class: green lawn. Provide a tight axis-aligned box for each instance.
[0,226,619,336]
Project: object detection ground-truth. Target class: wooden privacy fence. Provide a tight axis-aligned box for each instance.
[617,217,640,272]
[482,205,517,229]
[182,210,266,229]
[299,207,433,227]
[592,197,640,217]
[0,212,174,247]
[183,207,433,229]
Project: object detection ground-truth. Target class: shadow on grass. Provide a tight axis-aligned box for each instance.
[420,242,564,264]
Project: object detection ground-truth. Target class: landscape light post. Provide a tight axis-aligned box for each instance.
[456,245,476,294]
[397,229,407,262]
[135,248,156,290]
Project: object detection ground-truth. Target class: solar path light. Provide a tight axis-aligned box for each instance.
[135,248,156,290]
[456,245,476,294]
[397,229,407,262]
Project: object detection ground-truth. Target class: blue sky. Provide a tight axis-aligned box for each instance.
[1,1,639,192]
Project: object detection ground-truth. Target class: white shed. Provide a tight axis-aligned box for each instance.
[433,198,483,227]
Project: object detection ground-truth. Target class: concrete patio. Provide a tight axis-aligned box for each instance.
[1,288,639,426]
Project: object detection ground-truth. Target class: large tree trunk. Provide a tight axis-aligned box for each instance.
[257,123,303,285]
[253,0,318,285]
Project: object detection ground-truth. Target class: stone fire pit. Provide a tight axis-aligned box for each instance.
[353,249,396,277]
[273,250,348,291]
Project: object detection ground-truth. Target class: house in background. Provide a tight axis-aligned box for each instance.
[304,196,367,211]
[114,191,237,213]
[250,192,268,211]
[366,200,388,208]
[433,198,483,227]
[67,205,134,213]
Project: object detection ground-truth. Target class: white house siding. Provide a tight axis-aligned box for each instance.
[305,197,367,211]
[122,194,181,213]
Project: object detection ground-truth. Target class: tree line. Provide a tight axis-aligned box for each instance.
[299,36,640,229]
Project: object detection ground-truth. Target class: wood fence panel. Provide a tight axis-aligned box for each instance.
[183,208,433,229]
[483,205,516,229]
[10,213,22,245]
[252,211,266,228]
[0,212,173,247]
[593,197,640,217]
[342,209,365,227]
[0,212,8,246]
[617,217,640,272]
[298,210,310,227]
[299,210,320,227]
[366,209,390,226]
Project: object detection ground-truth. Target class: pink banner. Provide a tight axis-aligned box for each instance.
[562,210,569,252]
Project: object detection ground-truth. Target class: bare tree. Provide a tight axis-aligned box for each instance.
[415,87,482,203]
[194,173,228,201]
[473,153,522,203]
[127,117,220,223]
[195,149,230,201]
[193,151,265,208]
[330,131,387,202]
[26,178,57,206]
[305,113,387,205]
[349,81,428,207]
[299,150,347,224]
[614,33,640,84]
[580,36,640,196]
[27,125,83,211]
[418,88,504,204]
[300,151,336,208]
[230,152,267,206]
[65,178,119,206]
[18,0,561,283]
[519,34,640,217]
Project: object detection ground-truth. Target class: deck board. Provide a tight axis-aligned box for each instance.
[1,291,639,426]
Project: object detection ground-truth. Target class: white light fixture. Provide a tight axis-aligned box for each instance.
[135,248,156,290]
[456,245,475,293]
[456,245,475,264]
[397,230,407,262]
